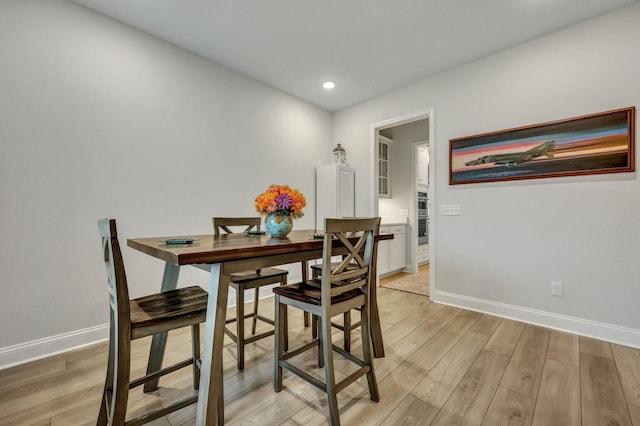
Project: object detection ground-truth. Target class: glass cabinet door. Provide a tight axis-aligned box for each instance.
[378,136,391,198]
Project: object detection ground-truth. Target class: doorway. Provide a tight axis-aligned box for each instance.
[370,108,435,296]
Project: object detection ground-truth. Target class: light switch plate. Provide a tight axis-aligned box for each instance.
[441,204,461,216]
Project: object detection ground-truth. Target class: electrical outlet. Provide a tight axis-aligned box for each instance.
[441,204,461,216]
[399,209,409,216]
[551,281,563,297]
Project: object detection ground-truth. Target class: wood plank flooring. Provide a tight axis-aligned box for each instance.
[1,272,639,425]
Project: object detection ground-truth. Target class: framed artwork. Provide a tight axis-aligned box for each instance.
[449,107,635,185]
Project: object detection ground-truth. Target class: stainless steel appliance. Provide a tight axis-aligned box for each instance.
[418,191,428,245]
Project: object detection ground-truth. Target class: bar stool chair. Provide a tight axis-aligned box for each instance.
[97,218,208,425]
[212,217,289,370]
[273,217,381,426]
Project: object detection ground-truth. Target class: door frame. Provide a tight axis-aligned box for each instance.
[369,108,436,295]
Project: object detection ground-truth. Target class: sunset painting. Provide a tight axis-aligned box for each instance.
[449,107,635,185]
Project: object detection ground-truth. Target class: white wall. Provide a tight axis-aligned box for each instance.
[334,4,640,346]
[0,0,331,365]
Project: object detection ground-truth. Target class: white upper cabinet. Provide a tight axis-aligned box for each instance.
[378,135,392,198]
[316,163,355,230]
[417,145,429,187]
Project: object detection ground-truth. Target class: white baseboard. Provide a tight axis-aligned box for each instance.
[0,324,109,370]
[6,287,637,371]
[432,290,640,349]
[0,262,302,370]
[1,284,283,370]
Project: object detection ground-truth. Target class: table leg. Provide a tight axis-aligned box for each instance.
[144,262,180,392]
[301,261,310,327]
[196,263,229,425]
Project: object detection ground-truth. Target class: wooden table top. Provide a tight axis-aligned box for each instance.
[127,229,393,266]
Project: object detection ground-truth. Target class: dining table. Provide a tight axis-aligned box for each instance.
[127,228,392,425]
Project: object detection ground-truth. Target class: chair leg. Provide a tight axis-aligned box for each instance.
[315,315,323,368]
[97,386,109,425]
[111,329,132,425]
[191,324,201,390]
[218,362,225,425]
[312,314,318,339]
[320,313,340,426]
[236,286,245,371]
[283,305,289,352]
[360,303,379,402]
[97,324,116,425]
[301,261,310,328]
[274,295,285,392]
[343,312,351,353]
[251,287,259,335]
[281,275,289,352]
[99,314,131,425]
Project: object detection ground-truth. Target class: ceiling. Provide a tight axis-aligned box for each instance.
[70,0,637,112]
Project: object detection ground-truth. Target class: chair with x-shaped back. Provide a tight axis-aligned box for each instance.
[273,217,381,426]
[212,217,289,370]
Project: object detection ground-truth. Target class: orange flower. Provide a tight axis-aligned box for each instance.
[255,184,306,219]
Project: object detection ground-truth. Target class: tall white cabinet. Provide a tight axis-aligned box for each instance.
[316,164,355,230]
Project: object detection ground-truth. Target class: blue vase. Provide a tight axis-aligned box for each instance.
[264,214,293,238]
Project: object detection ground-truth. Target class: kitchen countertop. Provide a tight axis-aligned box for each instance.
[380,217,408,226]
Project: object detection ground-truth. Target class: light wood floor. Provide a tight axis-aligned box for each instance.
[382,263,430,281]
[1,275,639,425]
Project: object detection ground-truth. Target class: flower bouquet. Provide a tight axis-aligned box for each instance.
[255,184,306,238]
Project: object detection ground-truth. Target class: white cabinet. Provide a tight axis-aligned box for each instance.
[377,236,390,275]
[417,244,429,264]
[316,164,355,230]
[378,225,406,276]
[417,145,429,187]
[378,136,392,198]
[389,225,406,271]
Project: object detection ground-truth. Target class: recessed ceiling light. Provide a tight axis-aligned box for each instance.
[323,81,336,90]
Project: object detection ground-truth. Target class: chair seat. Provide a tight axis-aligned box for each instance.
[130,286,208,339]
[273,280,362,306]
[230,267,288,284]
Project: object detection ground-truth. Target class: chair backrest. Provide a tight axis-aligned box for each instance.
[98,218,131,336]
[212,217,261,235]
[320,217,381,305]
